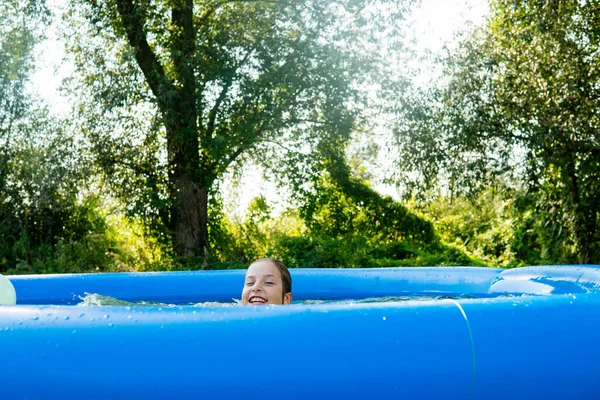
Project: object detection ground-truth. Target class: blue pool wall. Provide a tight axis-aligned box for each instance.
[9,266,505,305]
[2,265,600,400]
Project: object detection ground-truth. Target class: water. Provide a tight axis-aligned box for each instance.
[78,293,239,307]
[78,293,484,307]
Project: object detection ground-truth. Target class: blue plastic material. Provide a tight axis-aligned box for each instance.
[1,301,473,399]
[462,294,600,400]
[9,267,503,305]
[2,265,600,400]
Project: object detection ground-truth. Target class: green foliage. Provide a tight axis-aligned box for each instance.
[3,199,176,274]
[62,0,415,260]
[410,185,580,268]
[271,234,478,268]
[210,202,306,268]
[394,0,600,263]
[207,195,480,270]
[1,1,49,142]
[7,0,595,273]
[299,175,435,244]
[0,0,176,274]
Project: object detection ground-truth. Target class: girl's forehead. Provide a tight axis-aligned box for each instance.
[246,261,280,277]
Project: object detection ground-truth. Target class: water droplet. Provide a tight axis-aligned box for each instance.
[32,316,39,321]
[103,315,109,319]
[64,316,70,321]
[382,316,387,321]
[72,330,77,334]
[108,323,114,327]
[79,313,85,318]
[127,315,132,320]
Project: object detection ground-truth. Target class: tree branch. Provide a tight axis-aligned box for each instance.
[255,138,296,153]
[206,80,232,139]
[115,0,174,111]
[206,51,253,138]
[212,122,269,178]
[171,0,196,94]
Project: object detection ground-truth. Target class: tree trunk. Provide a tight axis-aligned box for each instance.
[170,172,209,267]
[165,86,206,265]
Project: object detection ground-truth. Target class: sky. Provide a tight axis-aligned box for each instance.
[30,0,489,217]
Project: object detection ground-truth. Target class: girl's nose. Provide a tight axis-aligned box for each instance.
[251,282,262,291]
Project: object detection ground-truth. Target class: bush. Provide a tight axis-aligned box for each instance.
[209,196,482,269]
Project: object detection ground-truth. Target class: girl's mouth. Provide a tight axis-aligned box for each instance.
[249,296,267,305]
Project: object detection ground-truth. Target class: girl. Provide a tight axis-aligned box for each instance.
[241,258,292,305]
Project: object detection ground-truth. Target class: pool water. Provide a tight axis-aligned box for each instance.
[77,293,487,307]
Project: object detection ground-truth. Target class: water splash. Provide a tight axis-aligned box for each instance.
[77,293,479,307]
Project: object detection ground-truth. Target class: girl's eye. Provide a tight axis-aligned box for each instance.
[245,281,254,286]
[265,281,274,285]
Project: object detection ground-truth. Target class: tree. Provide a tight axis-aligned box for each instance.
[395,0,600,263]
[0,0,48,160]
[63,0,410,266]
[0,0,48,270]
[0,1,95,272]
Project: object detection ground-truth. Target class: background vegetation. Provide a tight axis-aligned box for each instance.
[1,0,598,274]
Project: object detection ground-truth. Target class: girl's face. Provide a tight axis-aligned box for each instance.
[241,260,292,305]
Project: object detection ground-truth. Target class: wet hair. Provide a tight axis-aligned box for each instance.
[250,257,292,299]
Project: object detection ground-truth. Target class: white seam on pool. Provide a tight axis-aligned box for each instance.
[447,299,476,400]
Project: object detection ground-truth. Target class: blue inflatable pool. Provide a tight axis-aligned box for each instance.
[2,265,600,399]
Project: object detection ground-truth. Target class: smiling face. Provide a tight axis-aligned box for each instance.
[241,260,292,306]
